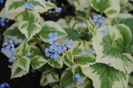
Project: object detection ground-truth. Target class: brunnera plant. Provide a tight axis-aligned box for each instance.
[0,0,133,88]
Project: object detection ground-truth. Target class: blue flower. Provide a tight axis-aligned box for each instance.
[24,2,34,9]
[93,14,106,28]
[93,16,98,22]
[0,83,10,88]
[55,7,62,13]
[8,58,13,63]
[74,74,84,83]
[101,30,106,35]
[0,0,4,3]
[88,48,96,53]
[45,32,73,59]
[1,40,16,63]
[76,23,85,28]
[81,50,87,54]
[106,27,110,31]
[0,17,9,27]
[95,23,100,28]
[24,2,31,8]
[29,3,34,8]
[2,42,8,46]
[27,51,32,57]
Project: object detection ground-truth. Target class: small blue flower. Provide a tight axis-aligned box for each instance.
[9,40,14,44]
[98,19,106,24]
[76,23,85,28]
[0,82,10,88]
[74,74,84,83]
[93,16,98,22]
[8,58,13,63]
[95,23,100,28]
[98,14,102,18]
[106,27,110,31]
[27,51,32,57]
[24,2,31,8]
[88,48,96,53]
[0,17,9,27]
[55,7,62,13]
[101,30,106,35]
[29,3,34,8]
[0,0,4,3]
[81,50,87,54]
[2,42,8,46]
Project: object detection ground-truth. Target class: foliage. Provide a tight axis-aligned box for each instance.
[0,0,133,88]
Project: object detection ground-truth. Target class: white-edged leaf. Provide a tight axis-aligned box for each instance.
[31,56,47,69]
[48,58,63,69]
[17,56,31,71]
[89,0,120,18]
[39,21,67,42]
[115,24,132,47]
[5,0,25,20]
[18,21,41,39]
[3,23,25,40]
[92,26,133,73]
[11,57,30,79]
[40,70,59,86]
[60,68,75,88]
[82,63,129,88]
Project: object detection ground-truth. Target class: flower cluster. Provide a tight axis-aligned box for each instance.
[0,17,9,27]
[45,32,73,59]
[0,82,10,88]
[1,39,23,63]
[93,15,106,28]
[74,73,84,83]
[0,0,4,4]
[24,0,38,9]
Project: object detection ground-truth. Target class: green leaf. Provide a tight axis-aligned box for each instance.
[3,23,25,40]
[115,24,132,47]
[39,21,67,42]
[18,21,41,39]
[30,0,47,13]
[92,26,133,73]
[68,0,90,11]
[16,41,30,56]
[76,55,95,67]
[60,68,75,88]
[40,70,59,86]
[45,2,56,9]
[89,0,111,12]
[5,0,25,19]
[63,52,74,66]
[82,63,128,88]
[31,56,47,69]
[111,14,133,54]
[17,56,31,71]
[48,58,63,69]
[29,45,42,56]
[11,57,30,79]
[70,41,83,55]
[16,11,40,22]
[89,0,120,18]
